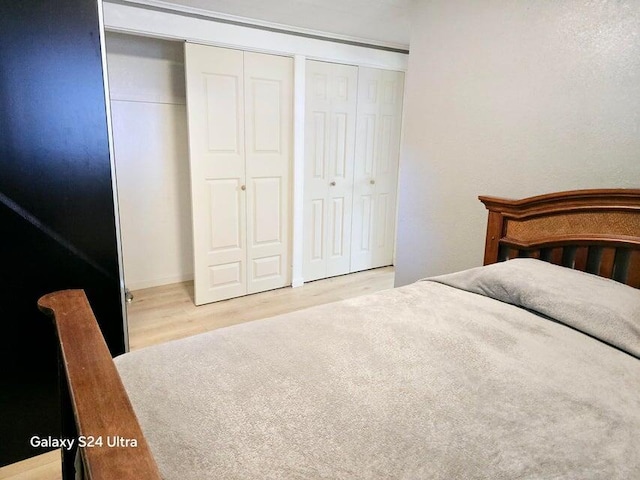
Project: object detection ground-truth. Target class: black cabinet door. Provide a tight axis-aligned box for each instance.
[0,0,125,465]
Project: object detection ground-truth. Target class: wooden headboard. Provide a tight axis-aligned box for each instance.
[479,189,640,288]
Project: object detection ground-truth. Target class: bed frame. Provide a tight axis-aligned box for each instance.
[38,189,640,479]
[479,189,640,287]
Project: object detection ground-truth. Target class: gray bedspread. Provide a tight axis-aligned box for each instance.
[115,259,640,479]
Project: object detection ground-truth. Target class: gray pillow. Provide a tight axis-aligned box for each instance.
[428,258,640,358]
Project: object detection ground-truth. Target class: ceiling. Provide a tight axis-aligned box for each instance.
[127,0,411,48]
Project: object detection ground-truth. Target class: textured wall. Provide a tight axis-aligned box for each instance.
[395,0,640,286]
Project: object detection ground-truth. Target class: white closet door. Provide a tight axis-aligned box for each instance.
[351,67,405,273]
[303,60,358,282]
[185,43,246,305]
[244,52,292,294]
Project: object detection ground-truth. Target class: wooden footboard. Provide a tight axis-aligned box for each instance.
[38,290,161,480]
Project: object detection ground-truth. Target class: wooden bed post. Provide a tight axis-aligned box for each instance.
[38,290,161,480]
[58,345,80,479]
[482,210,505,265]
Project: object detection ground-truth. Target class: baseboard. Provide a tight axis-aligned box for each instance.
[126,273,194,291]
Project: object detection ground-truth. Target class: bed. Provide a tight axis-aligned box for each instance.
[38,189,640,480]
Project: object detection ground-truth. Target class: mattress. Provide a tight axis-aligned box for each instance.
[115,259,640,479]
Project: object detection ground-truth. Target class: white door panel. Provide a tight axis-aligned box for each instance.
[304,72,330,281]
[351,67,404,272]
[303,60,358,281]
[186,44,292,304]
[185,43,246,304]
[244,52,292,293]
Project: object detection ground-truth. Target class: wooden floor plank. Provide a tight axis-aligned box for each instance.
[0,450,60,480]
[127,267,394,350]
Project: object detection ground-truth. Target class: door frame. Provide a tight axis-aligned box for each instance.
[98,0,129,350]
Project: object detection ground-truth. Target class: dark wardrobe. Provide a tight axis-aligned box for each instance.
[0,0,126,465]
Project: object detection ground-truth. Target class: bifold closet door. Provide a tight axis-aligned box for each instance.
[303,60,358,282]
[244,52,292,295]
[185,43,292,305]
[350,67,405,272]
[185,44,245,305]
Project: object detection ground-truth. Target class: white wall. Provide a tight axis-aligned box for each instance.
[395,0,640,286]
[106,33,193,290]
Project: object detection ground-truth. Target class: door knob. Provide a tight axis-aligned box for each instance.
[330,181,336,186]
[241,185,246,191]
[370,179,375,185]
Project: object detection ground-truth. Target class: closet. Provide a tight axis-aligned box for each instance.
[185,43,293,305]
[304,61,405,281]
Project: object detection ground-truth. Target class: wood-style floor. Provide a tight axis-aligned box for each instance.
[0,267,394,480]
